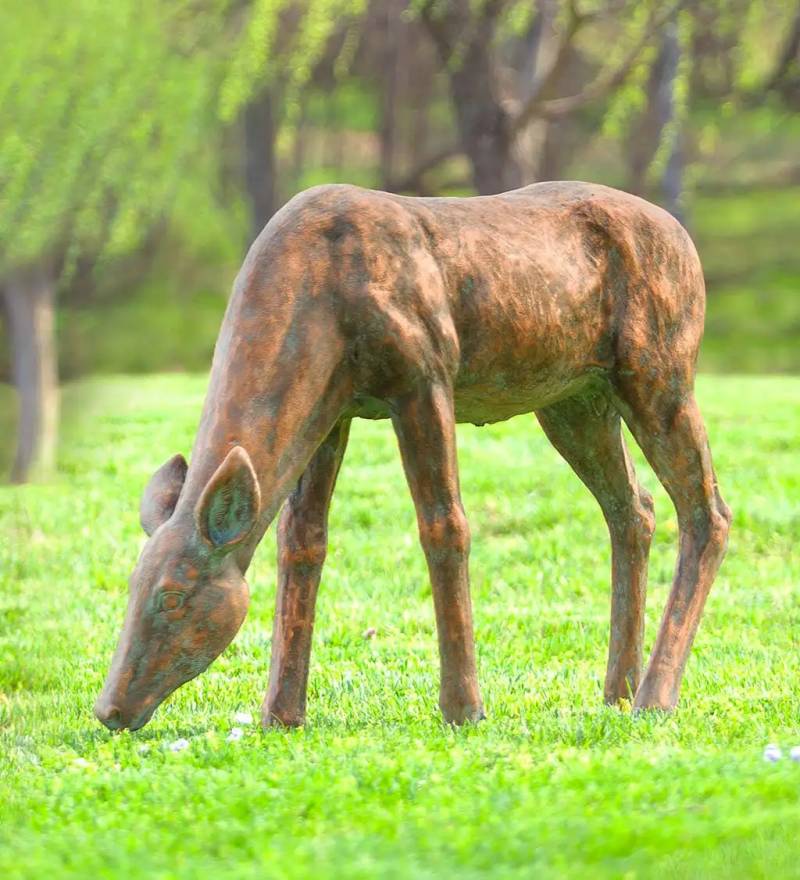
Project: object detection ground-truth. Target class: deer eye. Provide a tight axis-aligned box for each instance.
[158,590,185,612]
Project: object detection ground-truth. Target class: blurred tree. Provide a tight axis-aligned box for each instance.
[0,0,229,481]
[607,0,800,223]
[219,0,366,242]
[410,0,689,195]
[348,0,444,193]
[243,88,280,242]
[761,0,800,107]
[0,0,363,481]
[615,12,689,223]
[688,0,800,107]
[625,22,682,199]
[4,0,800,481]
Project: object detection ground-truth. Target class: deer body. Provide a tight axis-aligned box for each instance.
[96,182,730,731]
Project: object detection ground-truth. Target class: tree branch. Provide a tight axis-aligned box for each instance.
[512,0,689,133]
[764,1,800,94]
[515,0,589,112]
[384,144,461,193]
[417,0,453,61]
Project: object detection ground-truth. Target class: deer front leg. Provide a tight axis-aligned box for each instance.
[392,382,484,725]
[262,420,350,728]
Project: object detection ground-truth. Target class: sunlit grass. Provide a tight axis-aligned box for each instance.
[1,373,799,878]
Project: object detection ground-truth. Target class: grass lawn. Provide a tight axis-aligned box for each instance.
[0,373,799,878]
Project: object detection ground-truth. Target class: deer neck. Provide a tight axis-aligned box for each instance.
[176,276,351,572]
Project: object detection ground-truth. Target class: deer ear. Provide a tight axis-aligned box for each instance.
[195,446,261,550]
[140,454,188,536]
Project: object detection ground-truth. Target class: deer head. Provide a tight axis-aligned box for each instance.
[94,446,260,730]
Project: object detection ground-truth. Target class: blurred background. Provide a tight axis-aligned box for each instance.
[1,0,798,483]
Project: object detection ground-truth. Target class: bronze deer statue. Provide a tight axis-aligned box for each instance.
[95,182,731,731]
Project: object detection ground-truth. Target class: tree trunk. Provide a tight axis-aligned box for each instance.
[379,0,402,189]
[662,127,685,226]
[523,4,587,184]
[420,1,521,195]
[626,22,681,198]
[656,24,685,225]
[243,87,279,246]
[291,99,308,185]
[765,2,800,105]
[2,265,59,483]
[449,55,521,194]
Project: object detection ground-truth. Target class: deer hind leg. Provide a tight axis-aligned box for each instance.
[392,381,484,724]
[262,420,351,727]
[614,375,731,712]
[536,387,655,704]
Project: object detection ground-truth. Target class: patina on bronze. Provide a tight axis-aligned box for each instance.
[95,181,731,731]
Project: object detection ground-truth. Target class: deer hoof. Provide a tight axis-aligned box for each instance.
[440,693,485,726]
[261,706,305,729]
[632,678,678,713]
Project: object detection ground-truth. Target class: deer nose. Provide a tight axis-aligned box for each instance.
[94,698,124,730]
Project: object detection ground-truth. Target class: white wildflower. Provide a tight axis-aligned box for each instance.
[168,738,190,752]
[790,746,800,763]
[226,727,244,743]
[763,744,782,763]
[233,711,253,725]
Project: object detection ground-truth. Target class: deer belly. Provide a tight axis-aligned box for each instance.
[452,367,602,425]
[451,294,613,424]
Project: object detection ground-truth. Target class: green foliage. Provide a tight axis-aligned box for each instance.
[1,0,798,383]
[732,0,797,93]
[500,0,538,38]
[687,0,796,103]
[304,81,380,132]
[218,0,285,120]
[219,0,367,122]
[0,0,366,282]
[56,284,227,379]
[600,2,660,140]
[696,187,800,373]
[601,0,797,186]
[0,0,230,277]
[1,373,799,877]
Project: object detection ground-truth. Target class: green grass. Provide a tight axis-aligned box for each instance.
[1,373,799,878]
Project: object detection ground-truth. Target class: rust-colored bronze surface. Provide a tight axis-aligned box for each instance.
[95,181,730,731]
